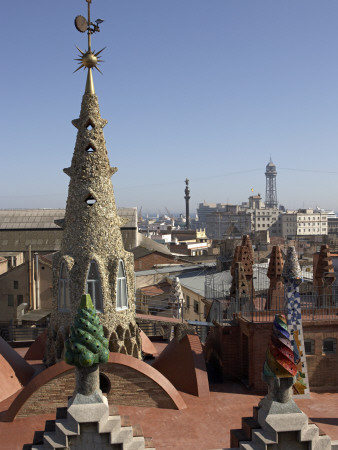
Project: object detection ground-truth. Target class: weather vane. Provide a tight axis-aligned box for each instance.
[74,0,105,78]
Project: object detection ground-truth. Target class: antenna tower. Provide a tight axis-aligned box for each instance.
[265,158,278,208]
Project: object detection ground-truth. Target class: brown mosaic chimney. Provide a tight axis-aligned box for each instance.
[230,262,249,299]
[241,234,254,265]
[266,246,284,311]
[314,244,336,306]
[230,246,241,279]
[230,237,255,301]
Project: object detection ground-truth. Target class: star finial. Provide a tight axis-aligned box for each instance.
[73,0,105,93]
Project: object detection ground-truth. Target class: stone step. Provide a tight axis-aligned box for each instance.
[110,426,134,445]
[251,428,276,446]
[308,420,327,436]
[125,436,146,450]
[331,440,338,450]
[98,416,121,434]
[54,418,79,441]
[299,423,319,442]
[312,435,332,450]
[43,432,66,449]
[239,442,265,450]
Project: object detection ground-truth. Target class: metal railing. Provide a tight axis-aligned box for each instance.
[135,293,182,320]
[219,288,338,323]
[0,324,47,342]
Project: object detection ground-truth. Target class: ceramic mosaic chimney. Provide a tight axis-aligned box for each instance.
[282,246,310,398]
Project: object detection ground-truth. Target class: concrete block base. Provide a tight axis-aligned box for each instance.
[28,390,155,450]
[226,399,334,450]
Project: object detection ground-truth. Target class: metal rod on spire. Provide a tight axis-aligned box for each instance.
[87,0,92,52]
[74,0,105,93]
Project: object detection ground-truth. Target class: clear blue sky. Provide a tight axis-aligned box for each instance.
[2,0,338,215]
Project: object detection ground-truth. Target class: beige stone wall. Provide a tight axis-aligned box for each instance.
[0,260,53,323]
[0,263,28,322]
[180,286,207,322]
[0,259,8,275]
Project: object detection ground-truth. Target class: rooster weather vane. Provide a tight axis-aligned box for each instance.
[74,0,105,74]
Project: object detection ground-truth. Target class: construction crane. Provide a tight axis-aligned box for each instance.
[164,206,174,221]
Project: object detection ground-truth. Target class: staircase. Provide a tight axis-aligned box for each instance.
[24,404,155,450]
[229,406,338,450]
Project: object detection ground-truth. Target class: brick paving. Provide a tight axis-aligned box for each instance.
[3,346,338,448]
[0,378,337,449]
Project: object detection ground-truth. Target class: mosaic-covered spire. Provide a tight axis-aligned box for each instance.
[282,246,310,398]
[267,246,284,310]
[282,246,301,284]
[46,0,141,366]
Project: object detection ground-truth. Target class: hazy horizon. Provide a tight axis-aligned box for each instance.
[2,1,338,213]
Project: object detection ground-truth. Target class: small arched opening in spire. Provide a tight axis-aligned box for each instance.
[85,194,97,206]
[85,260,103,312]
[58,261,70,311]
[85,143,96,153]
[116,260,128,310]
[84,119,95,131]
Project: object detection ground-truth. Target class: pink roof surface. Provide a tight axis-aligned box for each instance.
[140,330,158,356]
[0,355,22,403]
[0,337,34,386]
[0,382,337,450]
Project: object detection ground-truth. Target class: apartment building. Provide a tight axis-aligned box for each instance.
[280,209,328,238]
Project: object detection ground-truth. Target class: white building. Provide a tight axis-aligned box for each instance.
[280,209,328,237]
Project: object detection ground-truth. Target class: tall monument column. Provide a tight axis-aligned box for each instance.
[46,0,141,365]
[184,178,190,229]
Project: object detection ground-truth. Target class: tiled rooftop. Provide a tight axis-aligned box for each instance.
[0,208,137,230]
[0,347,336,449]
[0,209,65,230]
[0,381,337,449]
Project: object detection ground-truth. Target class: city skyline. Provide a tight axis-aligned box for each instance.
[2,1,338,214]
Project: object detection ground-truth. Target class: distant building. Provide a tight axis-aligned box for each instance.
[196,202,229,229]
[0,208,139,253]
[0,254,52,323]
[280,209,328,238]
[202,195,280,240]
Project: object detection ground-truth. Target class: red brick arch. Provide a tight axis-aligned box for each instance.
[3,353,186,421]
